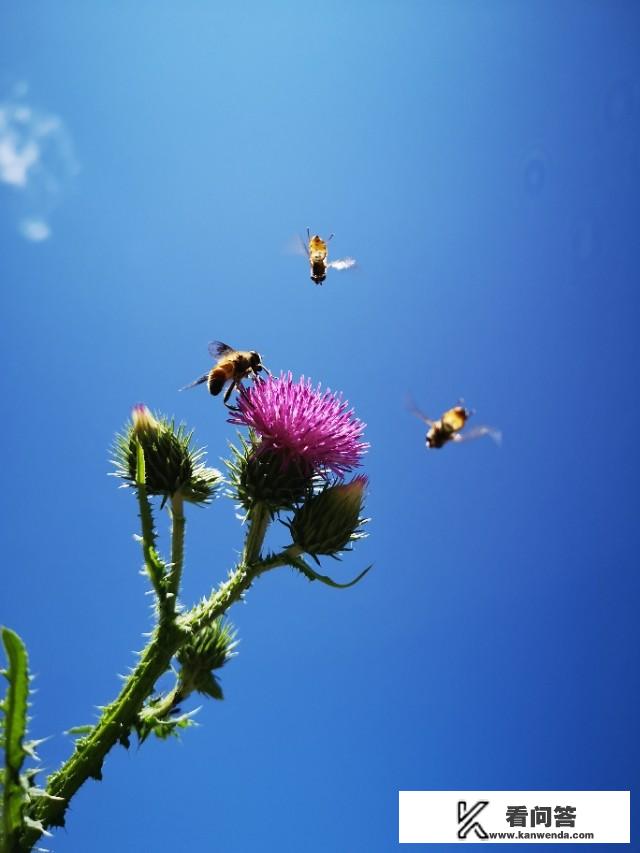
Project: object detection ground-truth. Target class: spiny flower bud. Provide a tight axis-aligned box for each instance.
[131,403,160,435]
[176,619,237,700]
[287,475,369,558]
[112,405,222,505]
[225,432,314,514]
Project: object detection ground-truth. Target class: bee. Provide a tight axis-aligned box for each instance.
[408,398,501,449]
[181,341,270,406]
[302,228,356,285]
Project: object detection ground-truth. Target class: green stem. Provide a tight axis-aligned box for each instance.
[166,493,185,607]
[242,501,270,565]
[22,620,183,848]
[23,509,279,850]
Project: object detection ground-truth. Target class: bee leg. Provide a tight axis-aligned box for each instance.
[251,365,270,381]
[223,380,238,406]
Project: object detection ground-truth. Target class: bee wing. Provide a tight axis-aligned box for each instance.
[208,341,235,359]
[453,426,502,445]
[327,257,356,271]
[284,234,309,257]
[179,373,209,391]
[406,395,435,426]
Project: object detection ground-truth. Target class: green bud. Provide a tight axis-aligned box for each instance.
[287,475,369,558]
[176,619,237,700]
[226,432,313,515]
[112,404,222,505]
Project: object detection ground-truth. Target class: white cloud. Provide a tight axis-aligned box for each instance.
[0,86,77,240]
[19,217,51,241]
[0,136,40,187]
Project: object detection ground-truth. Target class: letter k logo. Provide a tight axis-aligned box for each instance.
[457,800,489,839]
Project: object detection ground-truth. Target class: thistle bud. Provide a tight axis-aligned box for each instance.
[112,406,222,505]
[287,475,369,558]
[226,433,314,514]
[131,403,160,435]
[176,619,237,700]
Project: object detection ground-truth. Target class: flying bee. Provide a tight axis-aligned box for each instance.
[408,398,502,449]
[301,228,356,285]
[180,341,270,406]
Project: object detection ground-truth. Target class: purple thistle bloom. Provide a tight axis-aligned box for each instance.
[228,373,368,477]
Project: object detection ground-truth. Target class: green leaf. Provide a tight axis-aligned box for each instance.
[64,725,94,737]
[2,629,29,774]
[287,555,372,589]
[135,440,167,598]
[1,627,31,848]
[193,672,224,701]
[136,708,199,742]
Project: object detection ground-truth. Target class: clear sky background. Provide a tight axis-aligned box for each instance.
[1,3,639,851]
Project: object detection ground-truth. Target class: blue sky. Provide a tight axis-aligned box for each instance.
[1,3,639,851]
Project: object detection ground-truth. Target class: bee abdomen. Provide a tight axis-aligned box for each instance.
[311,260,327,284]
[208,368,228,396]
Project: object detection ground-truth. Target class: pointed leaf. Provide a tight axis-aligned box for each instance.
[287,555,372,589]
[65,725,94,736]
[2,627,31,844]
[2,628,29,773]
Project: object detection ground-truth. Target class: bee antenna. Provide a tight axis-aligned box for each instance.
[328,232,334,241]
[306,226,310,240]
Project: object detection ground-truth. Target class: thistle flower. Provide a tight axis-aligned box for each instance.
[228,373,368,477]
[112,405,222,505]
[287,475,369,558]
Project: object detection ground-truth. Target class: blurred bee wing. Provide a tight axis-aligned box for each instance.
[284,234,309,257]
[208,341,235,359]
[179,373,209,391]
[405,394,435,426]
[454,426,502,445]
[327,257,356,271]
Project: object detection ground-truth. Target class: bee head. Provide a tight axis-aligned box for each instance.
[249,351,263,371]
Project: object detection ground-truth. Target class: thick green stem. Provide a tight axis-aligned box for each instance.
[22,620,183,847]
[166,493,185,606]
[23,508,280,850]
[242,501,270,565]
